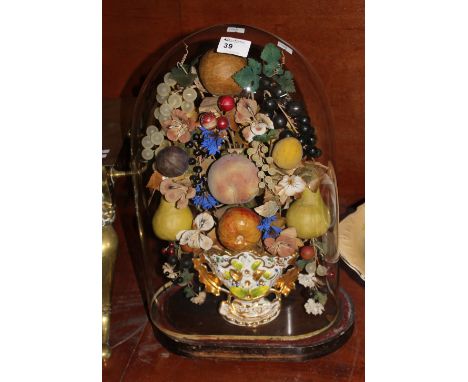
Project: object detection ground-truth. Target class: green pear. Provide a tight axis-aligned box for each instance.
[152,198,193,241]
[286,188,331,239]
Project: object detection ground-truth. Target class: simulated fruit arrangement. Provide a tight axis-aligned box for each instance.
[142,41,336,314]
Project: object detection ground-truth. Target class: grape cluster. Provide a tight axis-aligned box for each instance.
[140,125,167,161]
[258,78,288,129]
[162,243,196,285]
[293,113,322,159]
[153,72,198,125]
[185,133,208,186]
[258,76,322,159]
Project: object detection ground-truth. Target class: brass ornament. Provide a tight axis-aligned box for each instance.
[273,266,301,297]
[192,254,223,296]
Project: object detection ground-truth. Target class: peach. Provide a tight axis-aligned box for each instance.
[207,154,259,205]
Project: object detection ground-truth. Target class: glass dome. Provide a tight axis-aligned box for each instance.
[128,24,345,357]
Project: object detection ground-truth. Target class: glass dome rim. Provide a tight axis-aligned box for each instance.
[131,23,336,150]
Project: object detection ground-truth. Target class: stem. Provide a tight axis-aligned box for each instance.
[276,102,299,135]
[228,129,237,148]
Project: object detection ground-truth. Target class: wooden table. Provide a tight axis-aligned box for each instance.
[102,177,365,381]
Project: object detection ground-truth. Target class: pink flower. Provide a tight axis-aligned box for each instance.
[159,178,196,209]
[264,227,300,257]
[162,109,196,143]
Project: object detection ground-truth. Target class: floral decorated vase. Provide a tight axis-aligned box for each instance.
[194,248,299,327]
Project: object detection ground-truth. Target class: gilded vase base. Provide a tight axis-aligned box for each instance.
[219,298,281,327]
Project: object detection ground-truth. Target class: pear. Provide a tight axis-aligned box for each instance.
[152,198,193,241]
[286,187,331,239]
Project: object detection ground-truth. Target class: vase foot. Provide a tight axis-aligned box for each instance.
[219,298,281,327]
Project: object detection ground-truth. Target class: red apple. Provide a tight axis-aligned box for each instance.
[300,246,316,260]
[217,95,235,112]
[216,116,229,130]
[199,112,217,130]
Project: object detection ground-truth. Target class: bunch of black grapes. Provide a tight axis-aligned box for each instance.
[258,77,322,159]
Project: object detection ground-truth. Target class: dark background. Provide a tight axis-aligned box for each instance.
[102,0,364,210]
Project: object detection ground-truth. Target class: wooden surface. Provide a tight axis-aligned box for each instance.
[102,0,364,210]
[102,176,364,381]
[102,2,364,378]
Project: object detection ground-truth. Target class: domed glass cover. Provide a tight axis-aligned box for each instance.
[129,25,340,332]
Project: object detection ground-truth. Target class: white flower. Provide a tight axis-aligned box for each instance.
[176,212,214,250]
[162,262,178,280]
[304,298,325,315]
[190,291,207,305]
[254,200,280,217]
[241,114,274,142]
[298,273,318,289]
[277,175,306,197]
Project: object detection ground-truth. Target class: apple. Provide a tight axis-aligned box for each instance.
[217,207,261,251]
[216,116,229,130]
[199,112,217,130]
[217,96,235,112]
[300,246,316,260]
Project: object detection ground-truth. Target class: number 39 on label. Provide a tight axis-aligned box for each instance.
[217,37,251,57]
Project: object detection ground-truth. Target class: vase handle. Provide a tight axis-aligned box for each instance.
[271,266,300,298]
[193,254,226,296]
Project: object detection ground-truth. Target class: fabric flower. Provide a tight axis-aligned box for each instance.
[159,178,196,209]
[304,298,325,315]
[298,273,318,289]
[176,212,214,251]
[162,263,178,280]
[241,114,274,143]
[192,183,219,210]
[235,98,259,125]
[254,200,280,217]
[264,227,300,257]
[162,109,196,143]
[277,175,306,197]
[257,216,282,239]
[200,127,225,155]
[190,291,207,305]
[235,98,273,142]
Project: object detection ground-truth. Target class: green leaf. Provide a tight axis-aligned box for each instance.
[250,286,270,298]
[305,261,317,274]
[180,269,194,284]
[261,43,281,64]
[230,287,248,299]
[262,62,283,78]
[263,271,273,280]
[275,70,296,93]
[296,259,309,271]
[316,264,328,277]
[231,260,243,271]
[248,58,262,75]
[251,260,262,271]
[232,66,260,92]
[253,129,279,142]
[315,291,328,306]
[171,66,196,87]
[184,285,196,298]
[223,271,231,280]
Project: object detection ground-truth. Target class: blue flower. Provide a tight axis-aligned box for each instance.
[193,190,219,210]
[257,216,282,239]
[200,127,225,156]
